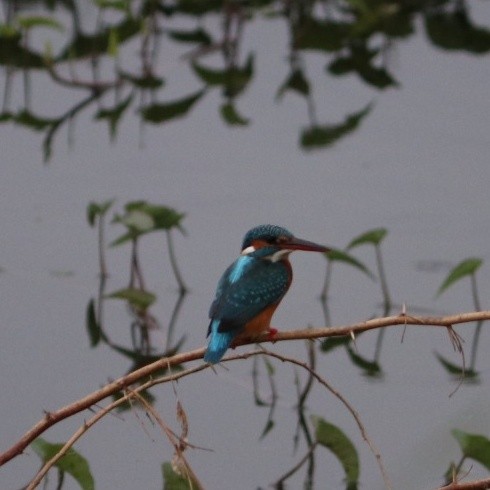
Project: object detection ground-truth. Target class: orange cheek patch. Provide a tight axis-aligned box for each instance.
[251,239,268,250]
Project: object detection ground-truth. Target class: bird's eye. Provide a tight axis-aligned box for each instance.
[276,236,288,244]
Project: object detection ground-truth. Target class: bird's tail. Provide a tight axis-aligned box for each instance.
[204,320,236,364]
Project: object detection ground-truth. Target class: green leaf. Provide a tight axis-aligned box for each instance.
[301,103,373,150]
[31,438,94,490]
[346,345,381,377]
[14,110,58,131]
[326,248,374,279]
[95,94,133,139]
[87,203,99,227]
[0,34,44,68]
[436,258,483,297]
[168,27,211,45]
[115,208,155,231]
[452,429,490,470]
[93,0,129,11]
[348,228,387,248]
[220,102,249,126]
[192,62,228,85]
[58,17,141,60]
[192,54,254,97]
[86,299,101,347]
[425,11,490,54]
[141,89,205,124]
[106,288,156,310]
[276,68,310,99]
[321,336,351,353]
[294,18,348,52]
[129,202,185,231]
[259,419,275,440]
[16,15,64,32]
[312,416,360,487]
[87,199,114,226]
[162,462,197,490]
[0,24,20,37]
[328,47,398,89]
[434,352,478,379]
[111,202,185,245]
[107,28,119,57]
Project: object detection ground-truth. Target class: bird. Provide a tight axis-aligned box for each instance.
[204,224,329,364]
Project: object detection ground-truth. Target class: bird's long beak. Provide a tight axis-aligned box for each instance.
[280,237,330,253]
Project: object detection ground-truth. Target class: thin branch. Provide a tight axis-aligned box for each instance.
[2,310,490,467]
[26,363,209,489]
[436,476,490,490]
[255,349,393,490]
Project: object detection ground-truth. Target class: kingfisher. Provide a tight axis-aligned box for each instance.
[204,224,329,364]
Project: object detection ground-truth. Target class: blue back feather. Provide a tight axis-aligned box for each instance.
[205,254,290,363]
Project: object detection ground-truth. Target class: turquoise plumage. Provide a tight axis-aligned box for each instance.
[204,225,328,364]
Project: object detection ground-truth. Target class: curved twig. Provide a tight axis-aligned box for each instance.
[2,310,490,467]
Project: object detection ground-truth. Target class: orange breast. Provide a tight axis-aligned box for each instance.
[244,303,279,335]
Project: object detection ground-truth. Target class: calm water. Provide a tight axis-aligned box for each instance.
[1,4,490,490]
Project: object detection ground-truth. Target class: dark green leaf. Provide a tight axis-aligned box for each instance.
[452,429,490,470]
[86,299,101,347]
[425,11,490,54]
[0,111,13,122]
[93,0,129,12]
[87,203,99,227]
[301,103,373,150]
[259,419,275,440]
[141,89,205,124]
[87,199,114,226]
[0,34,44,68]
[162,462,197,490]
[329,51,398,89]
[95,94,133,139]
[294,19,348,52]
[31,438,94,490]
[321,336,351,353]
[192,55,254,97]
[168,27,211,45]
[347,345,381,377]
[348,228,387,248]
[436,258,483,297]
[57,17,141,59]
[14,110,58,131]
[106,288,156,310]
[326,248,374,279]
[192,62,228,85]
[0,25,20,37]
[220,102,249,126]
[276,69,310,99]
[17,16,64,31]
[434,352,478,379]
[312,416,360,486]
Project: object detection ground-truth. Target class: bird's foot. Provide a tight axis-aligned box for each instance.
[268,328,278,342]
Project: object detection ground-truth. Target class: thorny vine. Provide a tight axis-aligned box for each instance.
[3,309,490,489]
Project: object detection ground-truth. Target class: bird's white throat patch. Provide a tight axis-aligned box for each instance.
[267,249,292,262]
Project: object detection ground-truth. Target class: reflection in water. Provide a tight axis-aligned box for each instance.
[2,0,490,160]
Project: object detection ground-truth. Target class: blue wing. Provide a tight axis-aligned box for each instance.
[204,256,290,363]
[209,256,290,333]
